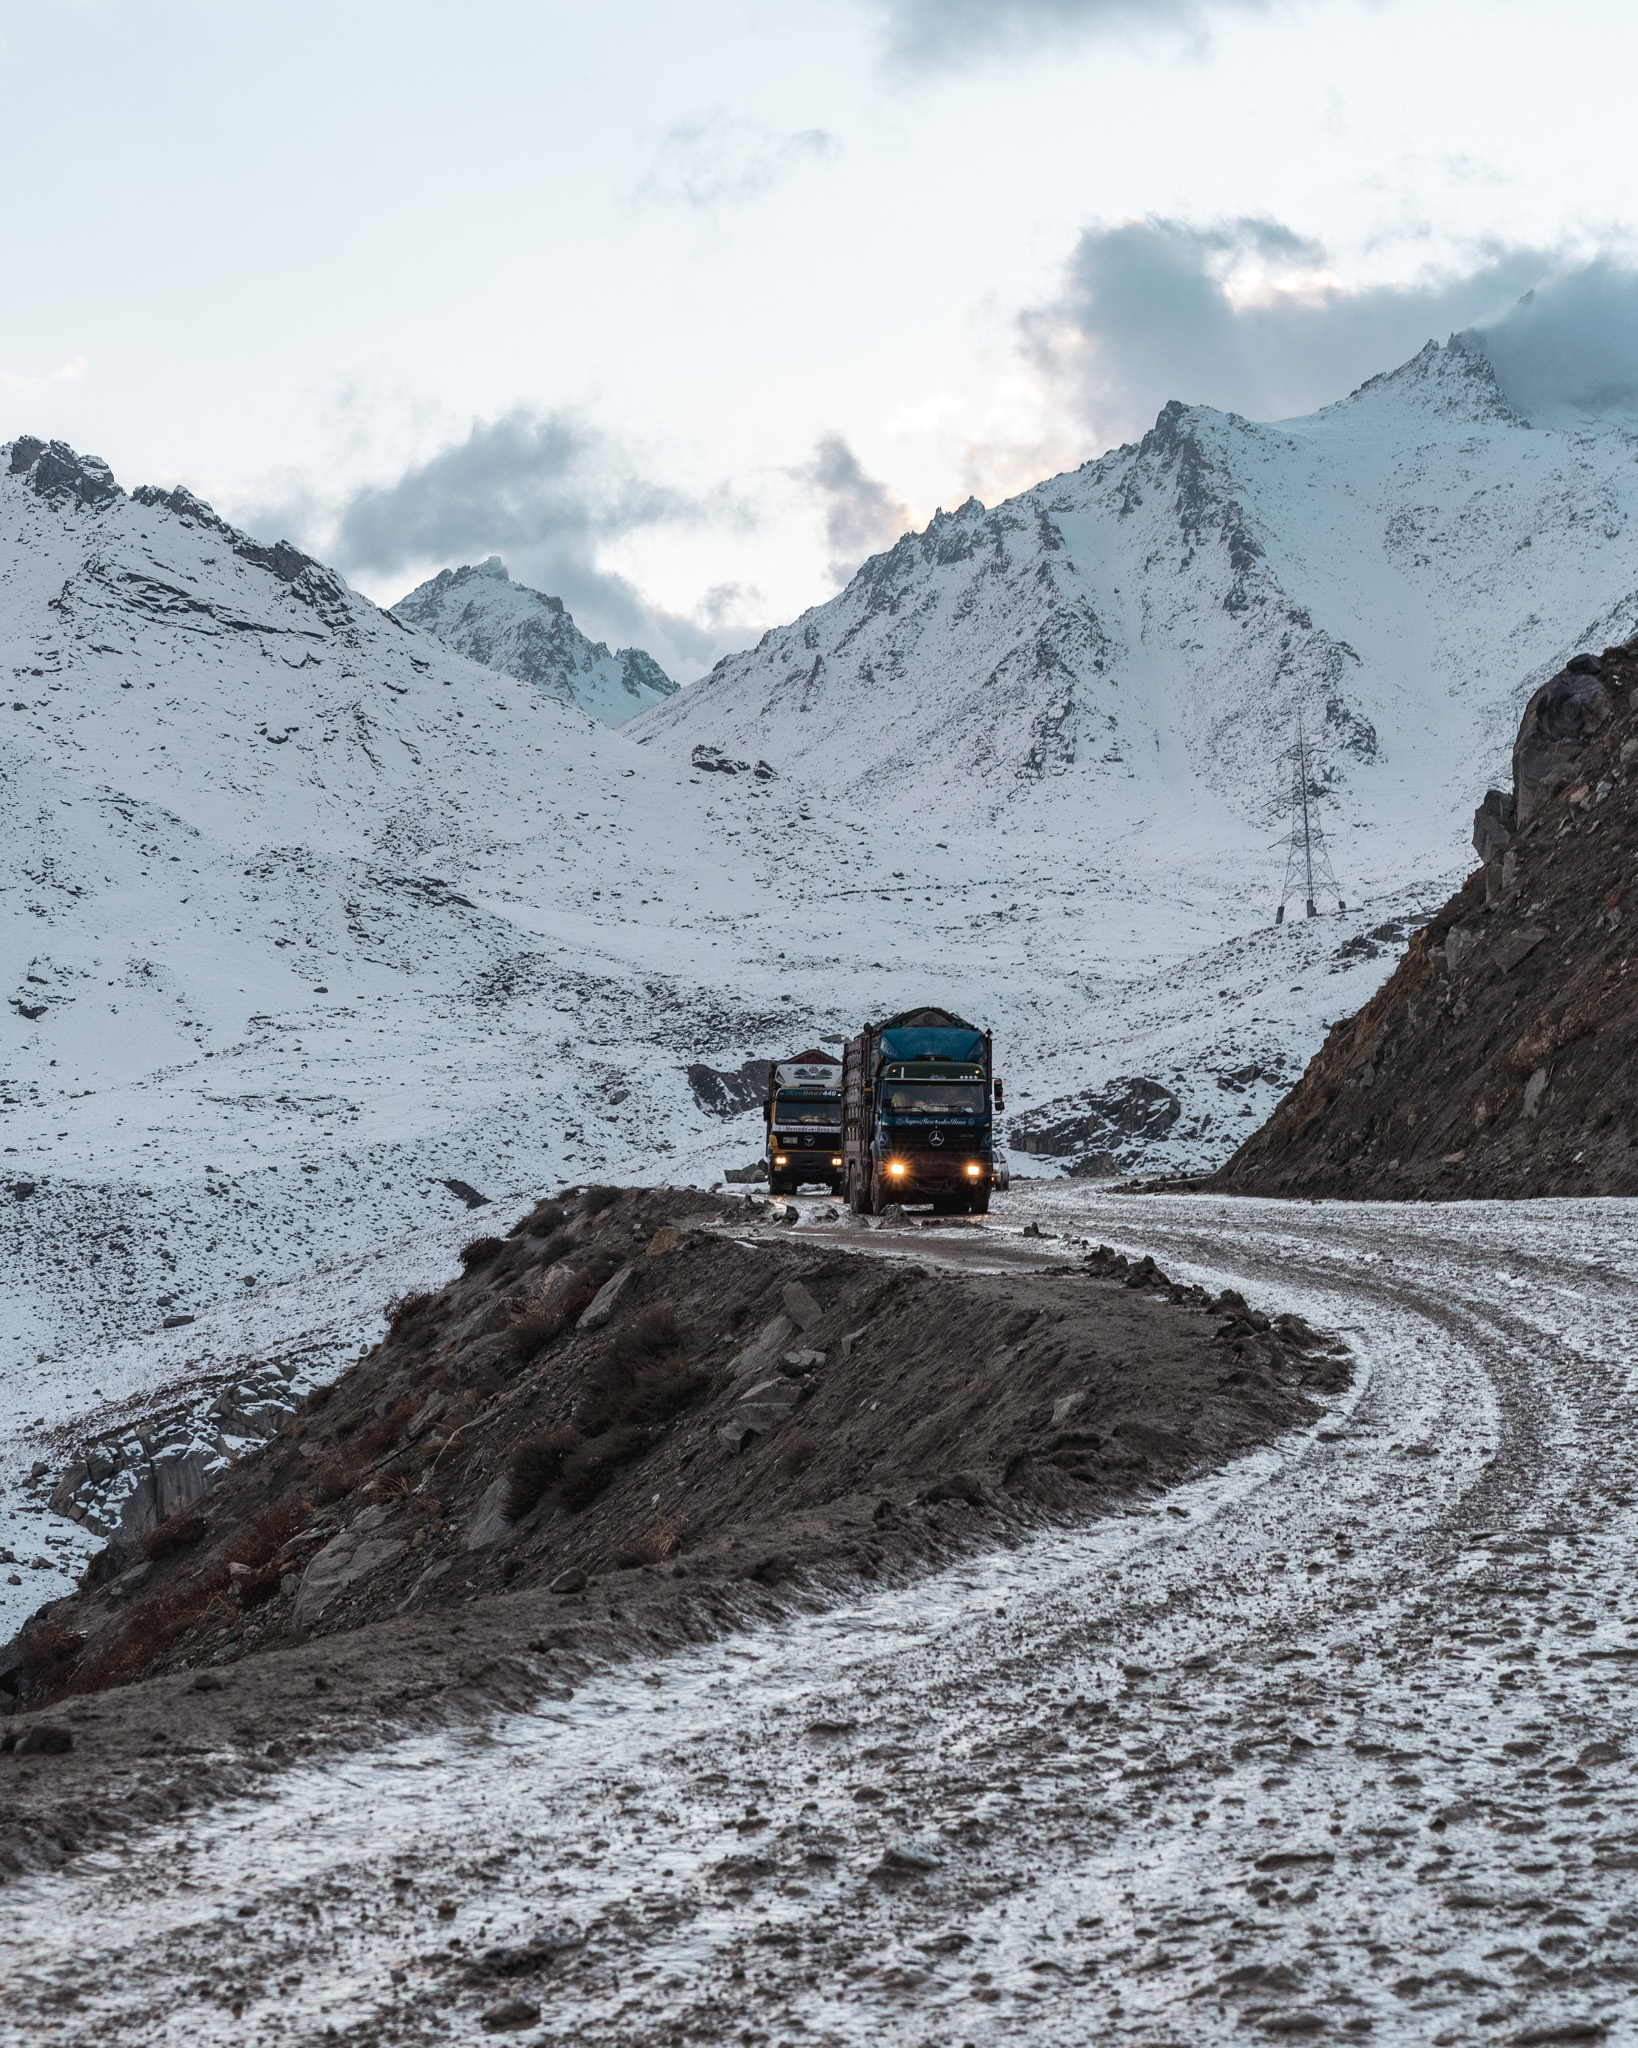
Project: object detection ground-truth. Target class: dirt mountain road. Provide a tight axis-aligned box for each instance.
[5,1190,1637,2046]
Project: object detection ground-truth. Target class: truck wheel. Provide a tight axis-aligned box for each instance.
[870,1170,891,1216]
[968,1188,991,1215]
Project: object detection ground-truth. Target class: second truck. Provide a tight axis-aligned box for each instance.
[764,1047,845,1195]
[842,1005,1003,1215]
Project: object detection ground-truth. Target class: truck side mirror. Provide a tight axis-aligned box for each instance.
[993,1080,1005,1111]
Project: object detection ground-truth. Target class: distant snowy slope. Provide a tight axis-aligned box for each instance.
[632,339,1638,895]
[393,556,676,726]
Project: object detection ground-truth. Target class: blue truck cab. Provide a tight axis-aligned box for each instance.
[842,1006,1003,1215]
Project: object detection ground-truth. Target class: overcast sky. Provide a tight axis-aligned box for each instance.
[3,0,1636,674]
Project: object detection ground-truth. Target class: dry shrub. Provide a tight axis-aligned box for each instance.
[232,1501,307,1573]
[548,1312,708,1513]
[305,1461,355,1507]
[508,1271,602,1359]
[777,1431,820,1481]
[15,1617,84,1699]
[505,1427,577,1521]
[556,1424,651,1512]
[579,1306,705,1437]
[385,1290,436,1338]
[459,1235,506,1270]
[614,1520,684,1569]
[581,1185,620,1218]
[82,1564,233,1691]
[526,1203,568,1239]
[208,1503,308,1619]
[140,1509,209,1561]
[356,1398,419,1462]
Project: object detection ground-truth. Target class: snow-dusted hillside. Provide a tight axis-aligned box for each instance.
[393,556,676,726]
[0,437,788,1384]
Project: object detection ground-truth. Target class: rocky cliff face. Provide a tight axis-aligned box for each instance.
[393,556,676,727]
[1213,636,1638,1199]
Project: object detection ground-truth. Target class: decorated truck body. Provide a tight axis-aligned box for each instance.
[764,1048,845,1195]
[842,1006,1002,1215]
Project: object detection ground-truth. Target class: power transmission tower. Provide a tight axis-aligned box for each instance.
[1275,714,1344,922]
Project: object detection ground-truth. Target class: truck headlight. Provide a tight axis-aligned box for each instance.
[830,1156,842,1167]
[773,1155,787,1167]
[965,1162,983,1176]
[888,1161,907,1177]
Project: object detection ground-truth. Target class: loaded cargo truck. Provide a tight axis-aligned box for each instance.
[764,1048,845,1195]
[842,1006,1003,1216]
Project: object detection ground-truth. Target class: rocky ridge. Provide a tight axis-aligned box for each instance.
[1213,635,1638,1197]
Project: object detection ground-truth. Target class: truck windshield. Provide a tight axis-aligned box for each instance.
[881,1082,986,1116]
[775,1096,840,1125]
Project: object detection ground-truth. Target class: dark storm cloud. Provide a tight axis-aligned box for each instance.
[1467,258,1638,420]
[800,432,914,584]
[868,0,1270,69]
[326,409,728,667]
[1022,217,1577,448]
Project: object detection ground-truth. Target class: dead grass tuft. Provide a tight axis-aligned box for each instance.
[556,1424,652,1511]
[508,1272,602,1359]
[14,1617,84,1699]
[777,1430,820,1481]
[581,1185,620,1217]
[459,1235,506,1270]
[304,1461,355,1508]
[356,1398,419,1462]
[384,1290,436,1338]
[614,1520,684,1569]
[139,1509,209,1561]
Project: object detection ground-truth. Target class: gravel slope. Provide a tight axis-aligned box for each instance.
[4,1189,1637,2045]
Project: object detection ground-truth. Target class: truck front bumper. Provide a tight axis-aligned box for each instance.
[881,1155,990,1191]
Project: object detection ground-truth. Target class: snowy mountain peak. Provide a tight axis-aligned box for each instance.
[393,558,677,728]
[1331,334,1527,427]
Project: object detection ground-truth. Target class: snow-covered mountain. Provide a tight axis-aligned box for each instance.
[8,335,1638,1487]
[393,556,676,726]
[633,338,1638,898]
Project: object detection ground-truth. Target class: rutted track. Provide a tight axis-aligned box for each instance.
[4,1192,1638,2046]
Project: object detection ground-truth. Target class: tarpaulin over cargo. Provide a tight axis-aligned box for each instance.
[878,1027,985,1063]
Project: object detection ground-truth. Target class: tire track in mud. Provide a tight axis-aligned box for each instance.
[5,1197,1638,2047]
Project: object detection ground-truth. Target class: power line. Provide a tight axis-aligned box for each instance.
[1275,713,1344,922]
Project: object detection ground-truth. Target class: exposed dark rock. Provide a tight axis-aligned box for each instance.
[8,436,121,507]
[1009,1077,1180,1172]
[687,1058,771,1117]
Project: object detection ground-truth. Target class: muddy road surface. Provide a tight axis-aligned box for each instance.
[5,1190,1638,2047]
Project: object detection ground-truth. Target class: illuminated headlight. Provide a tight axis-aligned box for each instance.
[773,1155,788,1167]
[830,1156,842,1167]
[888,1161,907,1177]
[965,1162,983,1177]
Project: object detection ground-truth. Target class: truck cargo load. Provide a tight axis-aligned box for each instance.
[842,1006,1003,1216]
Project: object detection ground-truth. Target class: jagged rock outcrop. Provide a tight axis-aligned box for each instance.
[1214,636,1638,1198]
[392,556,676,727]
